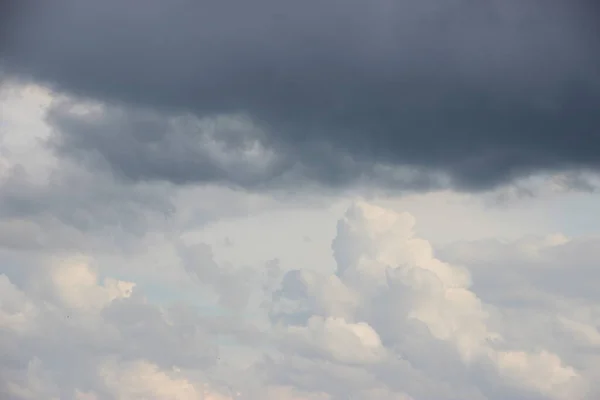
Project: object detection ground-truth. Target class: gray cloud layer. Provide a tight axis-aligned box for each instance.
[2,0,600,190]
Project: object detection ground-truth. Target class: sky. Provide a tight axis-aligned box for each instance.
[1,1,600,399]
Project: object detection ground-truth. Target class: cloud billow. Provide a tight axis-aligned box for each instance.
[2,0,599,191]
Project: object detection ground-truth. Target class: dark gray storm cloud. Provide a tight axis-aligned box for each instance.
[2,0,600,190]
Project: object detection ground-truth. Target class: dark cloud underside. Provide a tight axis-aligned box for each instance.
[2,0,599,190]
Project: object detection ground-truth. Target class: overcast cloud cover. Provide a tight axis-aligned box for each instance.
[2,1,600,400]
[2,0,600,190]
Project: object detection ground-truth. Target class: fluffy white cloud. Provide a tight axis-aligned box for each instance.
[0,274,37,334]
[47,256,135,310]
[282,316,386,365]
[325,202,584,399]
[1,197,597,399]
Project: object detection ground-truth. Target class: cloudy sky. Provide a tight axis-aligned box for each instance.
[1,1,600,399]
